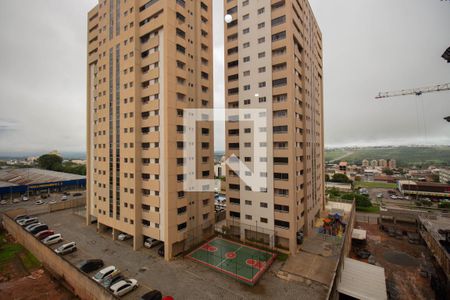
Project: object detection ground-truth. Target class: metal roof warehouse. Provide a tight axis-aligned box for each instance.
[0,168,85,198]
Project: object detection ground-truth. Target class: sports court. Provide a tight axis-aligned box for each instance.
[186,237,276,285]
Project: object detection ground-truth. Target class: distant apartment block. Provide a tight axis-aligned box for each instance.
[370,160,378,168]
[440,169,450,185]
[86,0,215,260]
[361,159,369,168]
[378,159,387,168]
[388,159,396,169]
[224,0,324,253]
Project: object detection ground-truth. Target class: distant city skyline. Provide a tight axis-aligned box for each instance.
[0,0,449,155]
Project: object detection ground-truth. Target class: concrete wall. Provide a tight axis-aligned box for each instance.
[2,212,117,300]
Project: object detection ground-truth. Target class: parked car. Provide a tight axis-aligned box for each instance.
[102,274,124,288]
[13,198,20,203]
[73,193,83,197]
[61,195,68,201]
[140,290,163,300]
[55,242,77,255]
[0,200,8,205]
[118,233,131,241]
[63,192,71,196]
[144,238,161,249]
[78,259,104,273]
[49,200,57,204]
[25,223,43,232]
[42,233,62,245]
[40,194,48,199]
[22,196,29,201]
[35,200,45,205]
[30,224,49,235]
[110,279,138,296]
[18,217,38,227]
[35,230,55,240]
[92,266,118,283]
[158,245,164,257]
[14,214,29,222]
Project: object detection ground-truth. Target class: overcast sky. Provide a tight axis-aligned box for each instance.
[0,0,449,156]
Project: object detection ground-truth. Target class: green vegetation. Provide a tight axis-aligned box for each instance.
[354,181,397,189]
[0,233,41,271]
[37,154,86,175]
[327,188,378,213]
[325,149,352,162]
[330,173,352,184]
[438,201,450,209]
[325,146,450,167]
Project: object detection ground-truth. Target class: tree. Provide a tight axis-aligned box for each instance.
[37,154,63,171]
[383,168,394,175]
[331,173,352,183]
[325,174,331,182]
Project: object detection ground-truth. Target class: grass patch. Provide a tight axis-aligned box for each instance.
[355,182,397,189]
[0,243,23,267]
[356,205,380,213]
[0,232,41,271]
[20,251,41,270]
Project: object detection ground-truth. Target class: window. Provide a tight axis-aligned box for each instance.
[257,7,265,14]
[260,202,268,208]
[245,200,252,205]
[260,217,268,223]
[245,214,252,220]
[177,222,187,231]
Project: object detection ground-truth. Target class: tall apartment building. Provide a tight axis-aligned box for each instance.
[224,0,324,253]
[86,0,215,260]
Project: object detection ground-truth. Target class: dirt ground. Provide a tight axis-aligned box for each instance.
[351,222,436,300]
[0,233,75,300]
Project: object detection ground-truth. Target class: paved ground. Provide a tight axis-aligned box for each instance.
[37,210,327,300]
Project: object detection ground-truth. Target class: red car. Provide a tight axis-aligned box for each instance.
[35,230,55,240]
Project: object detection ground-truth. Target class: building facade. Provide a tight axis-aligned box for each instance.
[388,159,396,169]
[86,0,215,260]
[440,169,450,185]
[224,0,324,253]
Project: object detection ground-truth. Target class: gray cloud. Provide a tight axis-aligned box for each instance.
[0,0,448,156]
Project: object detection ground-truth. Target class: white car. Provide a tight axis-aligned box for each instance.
[93,266,118,283]
[61,195,68,201]
[35,200,45,205]
[25,223,43,232]
[144,238,161,249]
[54,242,77,255]
[49,200,57,204]
[18,217,38,226]
[22,196,29,201]
[110,279,138,296]
[13,199,20,203]
[118,233,131,241]
[42,233,62,245]
[0,200,8,205]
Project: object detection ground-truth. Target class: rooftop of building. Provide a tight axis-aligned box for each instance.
[398,180,450,188]
[280,201,353,287]
[0,168,85,187]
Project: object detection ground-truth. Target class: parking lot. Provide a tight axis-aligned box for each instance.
[34,209,327,300]
[0,190,85,215]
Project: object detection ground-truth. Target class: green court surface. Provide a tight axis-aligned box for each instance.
[186,237,276,285]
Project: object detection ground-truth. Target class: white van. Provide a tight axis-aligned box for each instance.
[42,233,62,245]
[55,242,77,255]
[18,217,38,227]
[92,266,118,283]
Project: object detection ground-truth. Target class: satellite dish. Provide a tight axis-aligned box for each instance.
[254,93,259,97]
[224,14,233,24]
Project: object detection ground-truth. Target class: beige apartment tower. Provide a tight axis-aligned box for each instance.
[86,0,215,260]
[224,0,324,254]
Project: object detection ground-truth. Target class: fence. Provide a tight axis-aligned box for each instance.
[2,211,117,300]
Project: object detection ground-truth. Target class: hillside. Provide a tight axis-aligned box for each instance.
[325,146,450,167]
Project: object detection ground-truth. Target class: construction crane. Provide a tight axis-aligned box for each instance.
[375,83,450,99]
